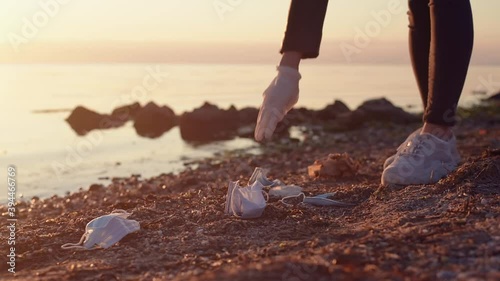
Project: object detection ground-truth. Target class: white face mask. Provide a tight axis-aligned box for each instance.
[248,167,283,187]
[225,180,268,219]
[61,210,140,250]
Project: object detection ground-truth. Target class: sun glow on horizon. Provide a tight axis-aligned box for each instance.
[1,0,499,63]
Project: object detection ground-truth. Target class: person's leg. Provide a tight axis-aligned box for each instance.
[422,0,474,138]
[382,0,430,170]
[408,0,431,109]
[381,0,473,185]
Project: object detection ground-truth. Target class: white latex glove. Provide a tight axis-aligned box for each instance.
[254,66,301,142]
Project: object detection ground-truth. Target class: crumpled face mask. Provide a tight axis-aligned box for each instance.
[61,209,140,250]
[225,180,268,219]
[249,167,302,198]
[248,167,283,187]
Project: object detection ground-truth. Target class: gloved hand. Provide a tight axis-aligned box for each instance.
[254,66,301,142]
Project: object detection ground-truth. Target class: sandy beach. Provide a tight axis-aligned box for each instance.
[1,102,499,281]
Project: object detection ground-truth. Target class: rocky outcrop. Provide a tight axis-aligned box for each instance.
[238,107,259,126]
[179,102,240,142]
[323,111,366,132]
[66,102,176,138]
[66,98,421,141]
[354,98,420,124]
[235,107,259,138]
[315,100,351,120]
[287,107,317,125]
[66,106,124,135]
[133,102,177,138]
[111,102,142,122]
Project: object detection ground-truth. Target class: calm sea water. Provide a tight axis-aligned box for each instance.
[0,63,499,201]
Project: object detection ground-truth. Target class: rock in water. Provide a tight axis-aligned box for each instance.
[316,100,351,120]
[238,107,259,126]
[66,106,123,135]
[111,102,142,121]
[323,110,366,132]
[284,107,315,126]
[354,98,419,124]
[179,102,240,141]
[133,102,177,138]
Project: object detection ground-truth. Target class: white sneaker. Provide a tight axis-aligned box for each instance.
[383,128,422,169]
[381,133,461,186]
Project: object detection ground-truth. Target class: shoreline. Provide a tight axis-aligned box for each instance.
[4,99,499,202]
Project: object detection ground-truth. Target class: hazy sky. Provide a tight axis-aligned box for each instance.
[0,0,499,63]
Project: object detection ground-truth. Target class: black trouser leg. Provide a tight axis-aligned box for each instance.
[408,0,474,126]
[408,0,431,109]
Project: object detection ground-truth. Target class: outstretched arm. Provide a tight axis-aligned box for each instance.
[281,0,329,60]
[254,0,329,142]
[279,51,302,70]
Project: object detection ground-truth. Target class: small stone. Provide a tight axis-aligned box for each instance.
[307,153,359,179]
[308,164,321,178]
[88,184,104,193]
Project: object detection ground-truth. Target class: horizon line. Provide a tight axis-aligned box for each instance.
[1,40,498,65]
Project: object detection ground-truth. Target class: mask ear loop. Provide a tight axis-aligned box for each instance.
[280,192,305,207]
[61,232,87,249]
[111,209,130,214]
[262,190,269,202]
[61,210,130,250]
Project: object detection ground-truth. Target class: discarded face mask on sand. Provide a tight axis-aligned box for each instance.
[225,168,355,219]
[61,210,140,250]
[224,167,283,219]
[249,167,303,198]
[249,168,355,207]
[225,180,268,219]
[248,167,283,187]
